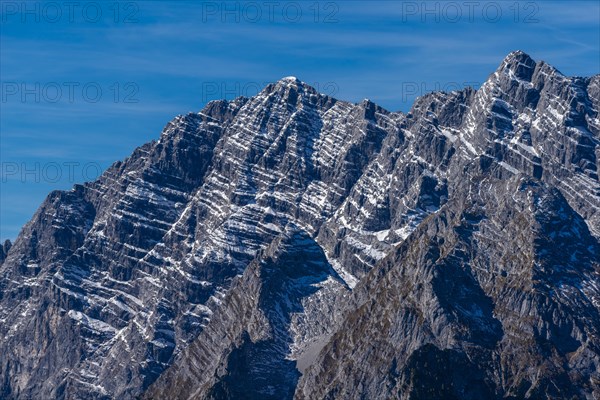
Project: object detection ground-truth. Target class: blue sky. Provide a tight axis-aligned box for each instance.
[1,0,599,240]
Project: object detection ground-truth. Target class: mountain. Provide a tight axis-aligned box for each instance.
[1,51,599,399]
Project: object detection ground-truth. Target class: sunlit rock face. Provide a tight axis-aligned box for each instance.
[1,51,599,400]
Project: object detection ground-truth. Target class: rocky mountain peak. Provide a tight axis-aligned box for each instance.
[1,52,599,400]
[497,50,538,81]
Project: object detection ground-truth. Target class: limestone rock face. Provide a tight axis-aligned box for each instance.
[1,51,599,400]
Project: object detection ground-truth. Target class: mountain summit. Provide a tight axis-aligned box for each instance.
[1,51,599,399]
